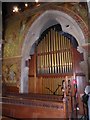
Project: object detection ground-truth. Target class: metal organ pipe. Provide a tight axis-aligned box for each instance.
[36,28,73,75]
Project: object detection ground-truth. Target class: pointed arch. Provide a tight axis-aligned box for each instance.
[20,9,87,93]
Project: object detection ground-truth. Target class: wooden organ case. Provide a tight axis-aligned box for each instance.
[28,24,86,115]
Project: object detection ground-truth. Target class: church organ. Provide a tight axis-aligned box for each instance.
[28,24,85,97]
[28,24,87,115]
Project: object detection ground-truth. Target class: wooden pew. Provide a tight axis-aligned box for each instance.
[2,93,69,119]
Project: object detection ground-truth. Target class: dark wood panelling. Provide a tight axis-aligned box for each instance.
[2,84,19,94]
[29,55,35,76]
[73,48,84,73]
[76,75,87,115]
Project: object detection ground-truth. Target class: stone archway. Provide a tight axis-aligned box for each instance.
[20,10,87,93]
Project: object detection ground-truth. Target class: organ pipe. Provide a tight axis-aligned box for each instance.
[37,28,73,75]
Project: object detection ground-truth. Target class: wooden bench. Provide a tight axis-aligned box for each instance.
[2,93,69,119]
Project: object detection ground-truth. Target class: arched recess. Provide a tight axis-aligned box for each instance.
[20,10,87,93]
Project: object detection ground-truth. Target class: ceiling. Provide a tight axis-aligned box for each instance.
[2,2,42,19]
[2,2,88,19]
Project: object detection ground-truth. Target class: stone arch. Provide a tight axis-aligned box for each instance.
[20,9,88,93]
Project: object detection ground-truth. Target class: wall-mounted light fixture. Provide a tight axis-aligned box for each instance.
[35,0,39,3]
[13,6,19,13]
[25,3,28,7]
